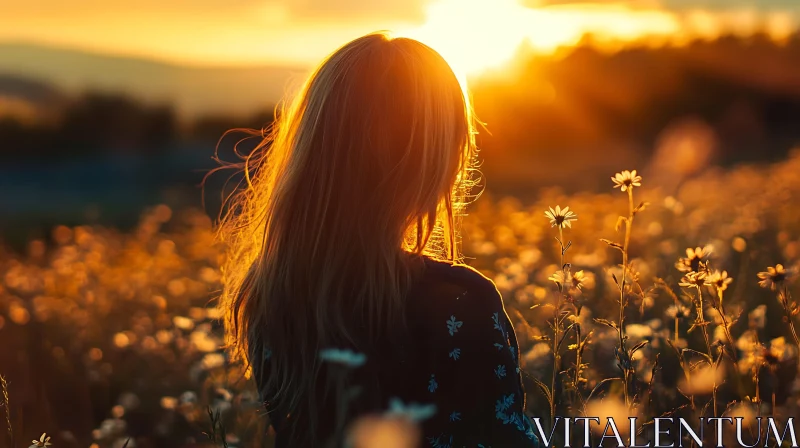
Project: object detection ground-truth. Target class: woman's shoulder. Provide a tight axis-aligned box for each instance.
[417,256,496,289]
[407,256,504,315]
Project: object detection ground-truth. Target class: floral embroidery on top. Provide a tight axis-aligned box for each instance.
[495,394,515,416]
[386,398,438,422]
[428,374,439,393]
[255,261,542,448]
[319,348,367,367]
[446,315,463,336]
[492,312,508,341]
[495,394,539,442]
[427,434,453,448]
[448,348,461,360]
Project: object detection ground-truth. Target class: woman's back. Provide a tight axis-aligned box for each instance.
[250,257,540,447]
[217,31,539,448]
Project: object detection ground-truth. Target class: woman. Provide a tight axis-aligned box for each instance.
[218,32,540,447]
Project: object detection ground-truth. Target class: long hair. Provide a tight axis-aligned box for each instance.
[216,31,478,445]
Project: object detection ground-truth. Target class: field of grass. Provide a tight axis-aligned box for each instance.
[2,151,800,447]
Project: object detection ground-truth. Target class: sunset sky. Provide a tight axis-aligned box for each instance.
[2,0,799,75]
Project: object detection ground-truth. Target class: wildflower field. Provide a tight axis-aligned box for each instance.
[2,151,800,448]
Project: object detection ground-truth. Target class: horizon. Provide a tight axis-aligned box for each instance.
[3,0,800,77]
[2,21,798,72]
[2,29,800,120]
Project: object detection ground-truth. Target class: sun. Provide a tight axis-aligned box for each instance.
[398,0,682,83]
[399,0,533,80]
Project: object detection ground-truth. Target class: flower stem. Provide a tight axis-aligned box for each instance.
[715,290,739,367]
[753,330,762,405]
[682,354,695,412]
[782,286,800,346]
[696,287,717,417]
[0,375,12,448]
[787,317,800,347]
[550,226,565,427]
[696,288,712,355]
[619,188,634,408]
[575,324,582,391]
[551,305,560,428]
[674,317,679,344]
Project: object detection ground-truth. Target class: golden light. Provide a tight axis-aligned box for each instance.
[2,0,796,71]
[399,0,683,82]
[399,0,534,81]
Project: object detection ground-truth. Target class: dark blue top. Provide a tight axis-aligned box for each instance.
[250,256,541,448]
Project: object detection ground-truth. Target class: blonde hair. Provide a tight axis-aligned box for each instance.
[216,31,478,445]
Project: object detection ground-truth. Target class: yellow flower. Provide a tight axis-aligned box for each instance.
[757,264,793,291]
[544,206,577,229]
[550,269,593,296]
[679,270,708,288]
[548,270,570,285]
[707,270,733,292]
[736,330,765,375]
[30,433,52,448]
[611,170,642,192]
[665,304,691,320]
[676,246,712,273]
[571,270,591,290]
[766,337,786,365]
[748,305,767,329]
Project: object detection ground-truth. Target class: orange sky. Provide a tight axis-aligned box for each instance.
[2,0,798,75]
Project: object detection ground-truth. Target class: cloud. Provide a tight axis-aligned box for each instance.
[529,0,659,6]
[280,0,427,21]
[661,0,800,10]
[526,0,799,10]
[2,0,797,70]
[3,0,427,23]
[0,0,430,67]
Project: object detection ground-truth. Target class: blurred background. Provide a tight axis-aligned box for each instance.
[2,1,800,447]
[2,0,800,243]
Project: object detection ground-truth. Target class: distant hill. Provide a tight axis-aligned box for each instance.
[0,42,309,118]
[4,35,800,194]
[468,34,800,192]
[0,74,67,121]
[0,75,64,103]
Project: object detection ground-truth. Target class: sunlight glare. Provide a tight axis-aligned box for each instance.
[399,0,683,81]
[400,0,533,81]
